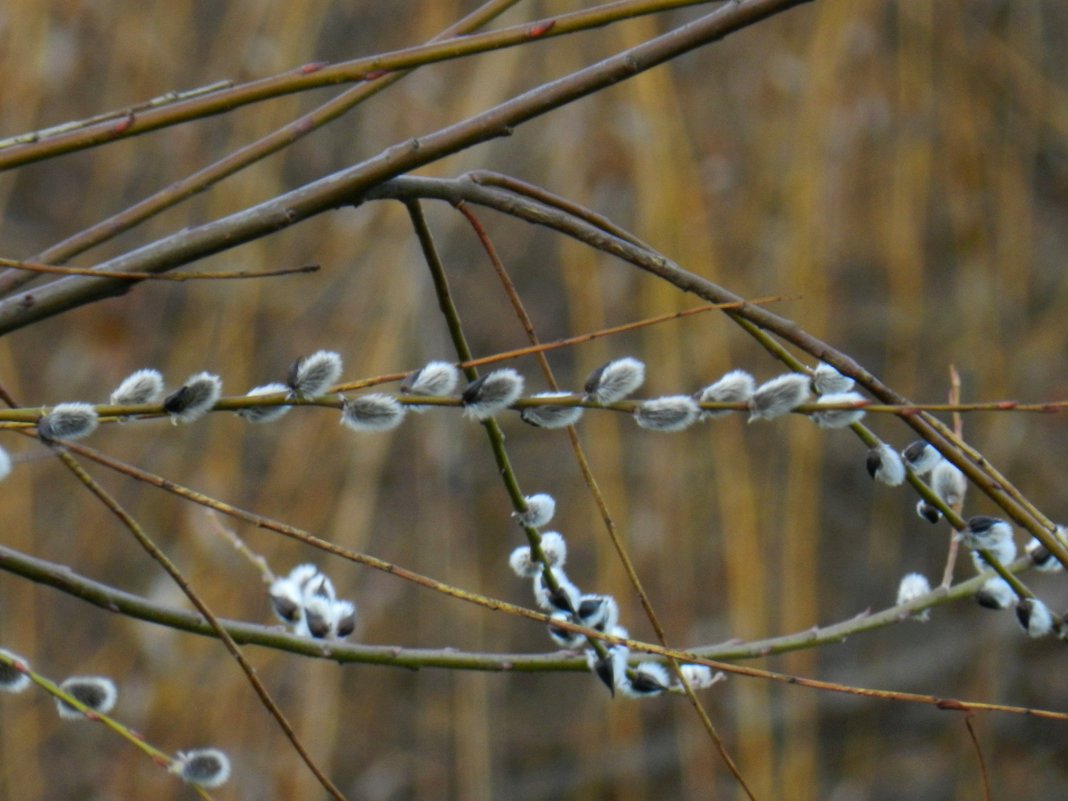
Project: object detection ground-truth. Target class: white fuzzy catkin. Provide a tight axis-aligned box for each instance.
[164,373,222,424]
[461,369,525,420]
[696,370,755,418]
[576,594,618,632]
[896,572,931,606]
[931,461,967,507]
[272,564,356,639]
[332,599,357,638]
[865,443,906,486]
[0,445,10,483]
[1026,536,1064,573]
[514,493,556,528]
[586,644,630,696]
[975,576,1014,610]
[300,595,335,638]
[56,676,117,719]
[538,531,567,568]
[37,402,99,442]
[809,391,867,429]
[583,357,645,404]
[959,516,1014,551]
[268,576,304,624]
[287,350,342,398]
[633,395,700,432]
[110,368,165,406]
[519,392,584,428]
[748,374,811,422]
[533,569,580,613]
[0,649,31,694]
[237,383,291,423]
[400,361,460,398]
[916,499,942,524]
[1016,598,1055,638]
[620,662,671,698]
[901,440,941,475]
[674,663,723,692]
[302,571,336,602]
[170,749,232,789]
[969,534,1017,573]
[547,612,585,649]
[507,537,565,580]
[508,545,539,578]
[812,362,854,394]
[340,394,406,432]
[286,563,319,590]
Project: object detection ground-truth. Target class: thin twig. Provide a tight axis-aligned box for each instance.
[0,79,233,150]
[2,392,1065,427]
[0,0,813,329]
[0,650,216,800]
[404,200,610,662]
[0,0,738,171]
[364,174,1068,571]
[0,256,319,282]
[51,449,348,801]
[940,365,964,587]
[0,0,525,296]
[964,715,993,801]
[455,201,758,798]
[203,510,275,583]
[0,538,1061,724]
[0,537,1037,669]
[468,170,655,251]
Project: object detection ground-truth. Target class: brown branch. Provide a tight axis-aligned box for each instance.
[964,716,993,801]
[363,174,1068,571]
[0,0,812,330]
[0,80,233,149]
[455,201,757,798]
[0,257,319,282]
[0,0,524,296]
[51,450,348,801]
[0,0,731,171]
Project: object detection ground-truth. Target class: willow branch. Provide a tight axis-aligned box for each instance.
[455,201,755,797]
[0,0,523,296]
[0,257,318,282]
[50,450,347,801]
[363,174,1068,570]
[0,540,1034,668]
[0,540,1059,723]
[0,0,734,170]
[0,0,811,331]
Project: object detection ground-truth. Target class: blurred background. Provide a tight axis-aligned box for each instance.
[1,1,1067,798]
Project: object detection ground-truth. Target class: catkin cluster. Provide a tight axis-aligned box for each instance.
[507,493,721,698]
[884,440,1068,639]
[0,649,230,789]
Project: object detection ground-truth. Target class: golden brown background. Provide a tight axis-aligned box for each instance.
[1,1,1067,798]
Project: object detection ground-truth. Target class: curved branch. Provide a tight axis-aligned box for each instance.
[0,543,577,673]
[5,540,1062,722]
[363,174,1068,568]
[0,0,763,170]
[0,540,1025,670]
[0,0,810,331]
[0,0,524,297]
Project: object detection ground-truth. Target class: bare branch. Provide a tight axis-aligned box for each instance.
[0,0,810,329]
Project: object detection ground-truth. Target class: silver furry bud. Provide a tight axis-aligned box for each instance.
[583,358,645,404]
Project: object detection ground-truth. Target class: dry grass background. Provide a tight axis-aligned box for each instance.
[1,1,1067,799]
